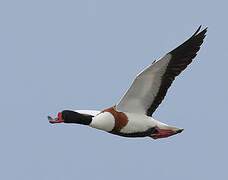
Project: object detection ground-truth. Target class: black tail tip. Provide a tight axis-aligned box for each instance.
[176,129,184,133]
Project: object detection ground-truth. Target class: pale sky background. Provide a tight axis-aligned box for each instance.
[0,0,227,179]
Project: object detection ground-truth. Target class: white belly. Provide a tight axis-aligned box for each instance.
[90,111,168,135]
[90,112,115,132]
[120,113,157,134]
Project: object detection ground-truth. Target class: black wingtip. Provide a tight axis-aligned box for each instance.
[192,25,208,37]
[203,27,208,34]
[192,25,202,36]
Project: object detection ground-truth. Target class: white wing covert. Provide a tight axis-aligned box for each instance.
[116,54,171,115]
[116,26,207,116]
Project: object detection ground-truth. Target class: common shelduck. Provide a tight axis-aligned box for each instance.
[48,26,207,139]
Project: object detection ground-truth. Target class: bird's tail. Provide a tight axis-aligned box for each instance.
[150,124,184,139]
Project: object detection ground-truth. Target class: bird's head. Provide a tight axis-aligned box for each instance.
[48,110,92,125]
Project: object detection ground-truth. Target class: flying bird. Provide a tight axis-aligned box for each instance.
[48,26,207,140]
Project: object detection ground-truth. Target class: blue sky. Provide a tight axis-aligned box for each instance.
[0,0,227,179]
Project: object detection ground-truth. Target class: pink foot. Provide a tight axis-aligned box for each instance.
[150,126,176,139]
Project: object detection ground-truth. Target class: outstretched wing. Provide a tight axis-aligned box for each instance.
[116,26,207,116]
[74,110,101,116]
